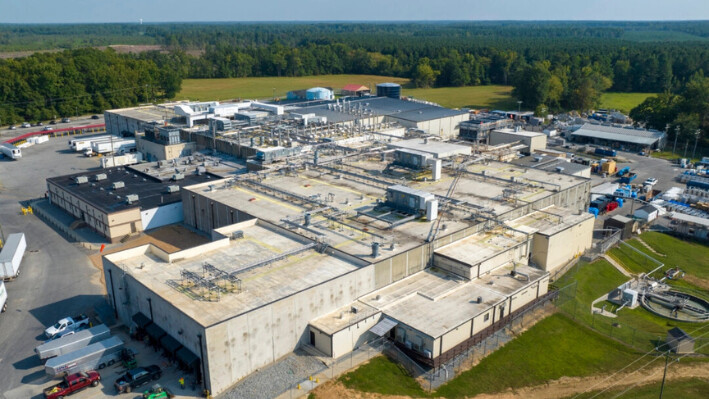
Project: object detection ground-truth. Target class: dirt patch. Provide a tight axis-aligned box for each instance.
[684,275,709,290]
[104,44,165,54]
[310,362,709,399]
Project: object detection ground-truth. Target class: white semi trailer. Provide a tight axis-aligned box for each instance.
[0,233,26,281]
[0,143,21,160]
[44,336,125,376]
[0,281,7,313]
[36,324,111,360]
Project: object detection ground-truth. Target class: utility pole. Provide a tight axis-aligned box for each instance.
[684,140,689,157]
[517,101,522,113]
[673,126,680,155]
[692,129,701,160]
[659,350,670,399]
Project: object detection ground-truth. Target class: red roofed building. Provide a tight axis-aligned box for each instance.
[341,84,371,97]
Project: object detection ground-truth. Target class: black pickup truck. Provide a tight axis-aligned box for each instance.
[114,365,162,393]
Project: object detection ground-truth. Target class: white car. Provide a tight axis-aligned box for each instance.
[43,126,53,131]
[45,315,90,339]
[21,122,31,128]
[644,177,658,186]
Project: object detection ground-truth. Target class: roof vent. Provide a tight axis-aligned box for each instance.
[534,156,543,162]
[75,176,89,184]
[556,166,565,173]
[477,296,483,304]
[126,194,139,204]
[94,173,107,181]
[112,181,125,190]
[172,173,184,181]
[231,231,244,240]
[166,185,180,193]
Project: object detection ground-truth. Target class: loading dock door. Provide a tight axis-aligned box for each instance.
[369,318,398,337]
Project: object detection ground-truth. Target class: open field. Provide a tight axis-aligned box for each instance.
[331,314,640,399]
[177,76,516,109]
[403,85,516,109]
[599,92,656,113]
[569,377,709,399]
[176,75,409,102]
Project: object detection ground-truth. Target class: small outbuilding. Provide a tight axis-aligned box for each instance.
[342,84,370,97]
[604,215,636,240]
[666,327,694,354]
[634,204,660,223]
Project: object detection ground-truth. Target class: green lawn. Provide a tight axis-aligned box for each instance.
[599,92,656,113]
[337,314,640,398]
[176,75,409,101]
[339,355,429,397]
[568,377,709,399]
[555,259,628,311]
[177,75,516,110]
[403,85,516,109]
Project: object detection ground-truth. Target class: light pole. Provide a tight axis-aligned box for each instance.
[517,101,522,113]
[272,88,276,100]
[673,126,680,155]
[692,129,701,160]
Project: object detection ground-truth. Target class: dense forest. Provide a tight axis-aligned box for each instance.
[1,22,708,134]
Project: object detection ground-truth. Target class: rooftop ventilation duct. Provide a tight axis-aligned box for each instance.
[126,194,139,204]
[94,173,107,181]
[112,181,125,190]
[75,176,89,184]
[172,173,185,181]
[166,185,180,193]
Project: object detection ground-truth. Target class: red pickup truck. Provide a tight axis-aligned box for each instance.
[44,371,101,399]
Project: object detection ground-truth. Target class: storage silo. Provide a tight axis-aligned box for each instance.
[376,83,401,99]
[305,87,334,100]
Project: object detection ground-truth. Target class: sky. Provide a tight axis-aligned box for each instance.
[1,0,709,23]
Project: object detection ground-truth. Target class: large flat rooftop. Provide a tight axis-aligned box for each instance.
[47,166,214,214]
[435,228,529,267]
[506,205,594,236]
[356,264,547,338]
[104,219,366,327]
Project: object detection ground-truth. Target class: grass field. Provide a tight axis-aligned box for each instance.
[337,314,640,398]
[568,377,709,399]
[177,75,516,109]
[176,75,409,101]
[599,92,656,113]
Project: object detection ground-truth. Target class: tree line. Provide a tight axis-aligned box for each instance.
[1,22,708,125]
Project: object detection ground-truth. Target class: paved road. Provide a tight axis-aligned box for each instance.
[0,137,107,397]
[0,115,104,142]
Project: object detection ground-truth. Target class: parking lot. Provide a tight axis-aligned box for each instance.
[0,136,201,399]
[0,115,104,143]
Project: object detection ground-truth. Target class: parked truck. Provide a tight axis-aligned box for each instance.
[0,143,22,160]
[85,139,135,157]
[594,147,617,157]
[69,135,111,152]
[45,314,91,339]
[44,336,124,376]
[43,370,101,399]
[0,232,26,281]
[0,281,7,313]
[36,324,111,360]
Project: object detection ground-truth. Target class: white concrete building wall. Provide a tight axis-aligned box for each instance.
[509,282,540,313]
[205,265,376,395]
[330,313,381,358]
[141,202,184,230]
[440,320,472,353]
[532,216,593,273]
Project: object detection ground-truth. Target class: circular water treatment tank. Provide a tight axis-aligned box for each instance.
[376,83,401,99]
[641,290,709,323]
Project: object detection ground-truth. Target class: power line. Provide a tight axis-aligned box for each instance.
[584,326,709,399]
[573,315,709,398]
[609,338,709,399]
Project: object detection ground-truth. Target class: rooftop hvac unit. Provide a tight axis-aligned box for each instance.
[534,156,543,162]
[165,185,180,193]
[126,194,139,204]
[112,181,125,190]
[75,176,89,184]
[94,173,107,181]
[172,173,185,181]
[556,166,565,173]
[231,231,244,240]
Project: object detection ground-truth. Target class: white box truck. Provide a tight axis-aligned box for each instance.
[0,233,26,281]
[36,324,111,360]
[85,139,135,157]
[0,143,22,160]
[0,281,7,313]
[44,336,125,376]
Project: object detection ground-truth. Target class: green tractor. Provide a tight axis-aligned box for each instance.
[142,384,174,399]
[121,348,137,370]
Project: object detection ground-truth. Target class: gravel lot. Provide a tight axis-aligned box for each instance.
[222,350,326,399]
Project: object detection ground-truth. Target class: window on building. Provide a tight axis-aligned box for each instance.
[484,313,490,322]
